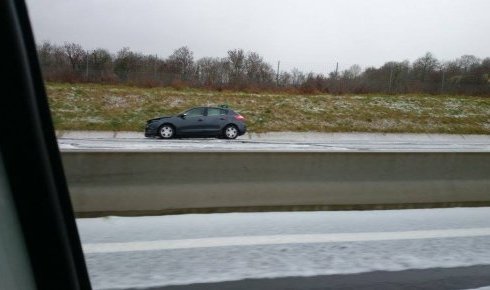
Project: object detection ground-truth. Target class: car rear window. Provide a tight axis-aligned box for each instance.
[207,108,224,116]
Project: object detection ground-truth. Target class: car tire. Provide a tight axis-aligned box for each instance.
[158,124,175,139]
[223,124,239,139]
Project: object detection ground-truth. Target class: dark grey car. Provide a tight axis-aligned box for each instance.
[145,107,247,139]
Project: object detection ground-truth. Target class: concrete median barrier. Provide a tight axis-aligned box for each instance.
[61,151,490,217]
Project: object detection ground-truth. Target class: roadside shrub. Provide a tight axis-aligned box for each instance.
[170,79,187,90]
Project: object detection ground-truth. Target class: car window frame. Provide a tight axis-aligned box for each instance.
[0,0,92,289]
[207,107,222,117]
[185,107,205,118]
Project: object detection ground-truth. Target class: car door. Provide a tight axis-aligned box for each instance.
[204,108,229,134]
[178,107,206,135]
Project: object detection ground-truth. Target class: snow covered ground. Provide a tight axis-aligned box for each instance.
[58,131,490,152]
[77,207,490,289]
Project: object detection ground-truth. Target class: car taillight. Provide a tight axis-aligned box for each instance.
[235,114,245,121]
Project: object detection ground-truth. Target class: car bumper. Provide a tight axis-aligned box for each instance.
[144,124,158,137]
[237,123,247,136]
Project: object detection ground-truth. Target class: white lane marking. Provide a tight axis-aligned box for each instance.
[82,227,490,254]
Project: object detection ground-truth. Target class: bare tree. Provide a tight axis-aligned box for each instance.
[342,64,362,79]
[114,47,135,81]
[168,46,194,81]
[89,48,113,81]
[244,51,274,86]
[412,52,439,81]
[63,42,86,72]
[37,41,56,67]
[196,57,224,86]
[291,68,305,87]
[279,71,292,87]
[456,55,481,73]
[227,49,245,85]
[36,42,489,95]
[245,52,263,83]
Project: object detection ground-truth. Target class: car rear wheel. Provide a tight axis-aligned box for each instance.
[158,124,175,139]
[223,125,238,139]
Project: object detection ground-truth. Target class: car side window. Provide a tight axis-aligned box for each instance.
[207,108,221,116]
[185,108,204,117]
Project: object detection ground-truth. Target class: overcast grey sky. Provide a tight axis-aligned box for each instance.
[26,0,490,73]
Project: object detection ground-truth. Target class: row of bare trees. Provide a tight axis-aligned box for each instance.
[37,42,489,95]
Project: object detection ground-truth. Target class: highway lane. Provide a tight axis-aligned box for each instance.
[139,266,490,290]
[58,131,490,152]
[77,207,490,289]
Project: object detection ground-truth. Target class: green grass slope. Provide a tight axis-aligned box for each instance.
[46,82,490,134]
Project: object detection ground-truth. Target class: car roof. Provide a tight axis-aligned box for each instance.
[189,106,230,110]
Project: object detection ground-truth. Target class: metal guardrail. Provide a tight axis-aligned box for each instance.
[62,151,490,217]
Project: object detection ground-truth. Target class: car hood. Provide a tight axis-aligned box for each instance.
[147,116,171,123]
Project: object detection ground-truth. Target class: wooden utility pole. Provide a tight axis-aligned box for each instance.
[335,62,340,93]
[441,69,446,93]
[85,51,89,80]
[276,61,280,86]
[389,63,394,93]
[154,54,158,80]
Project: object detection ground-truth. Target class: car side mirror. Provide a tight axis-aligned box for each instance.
[179,113,187,119]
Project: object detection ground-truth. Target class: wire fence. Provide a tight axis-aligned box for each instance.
[40,64,490,96]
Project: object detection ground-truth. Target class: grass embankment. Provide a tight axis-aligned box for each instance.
[46,82,490,134]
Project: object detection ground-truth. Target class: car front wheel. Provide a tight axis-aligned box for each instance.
[158,124,175,139]
[223,125,238,139]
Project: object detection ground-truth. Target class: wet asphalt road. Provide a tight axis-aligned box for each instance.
[58,131,490,152]
[78,209,490,289]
